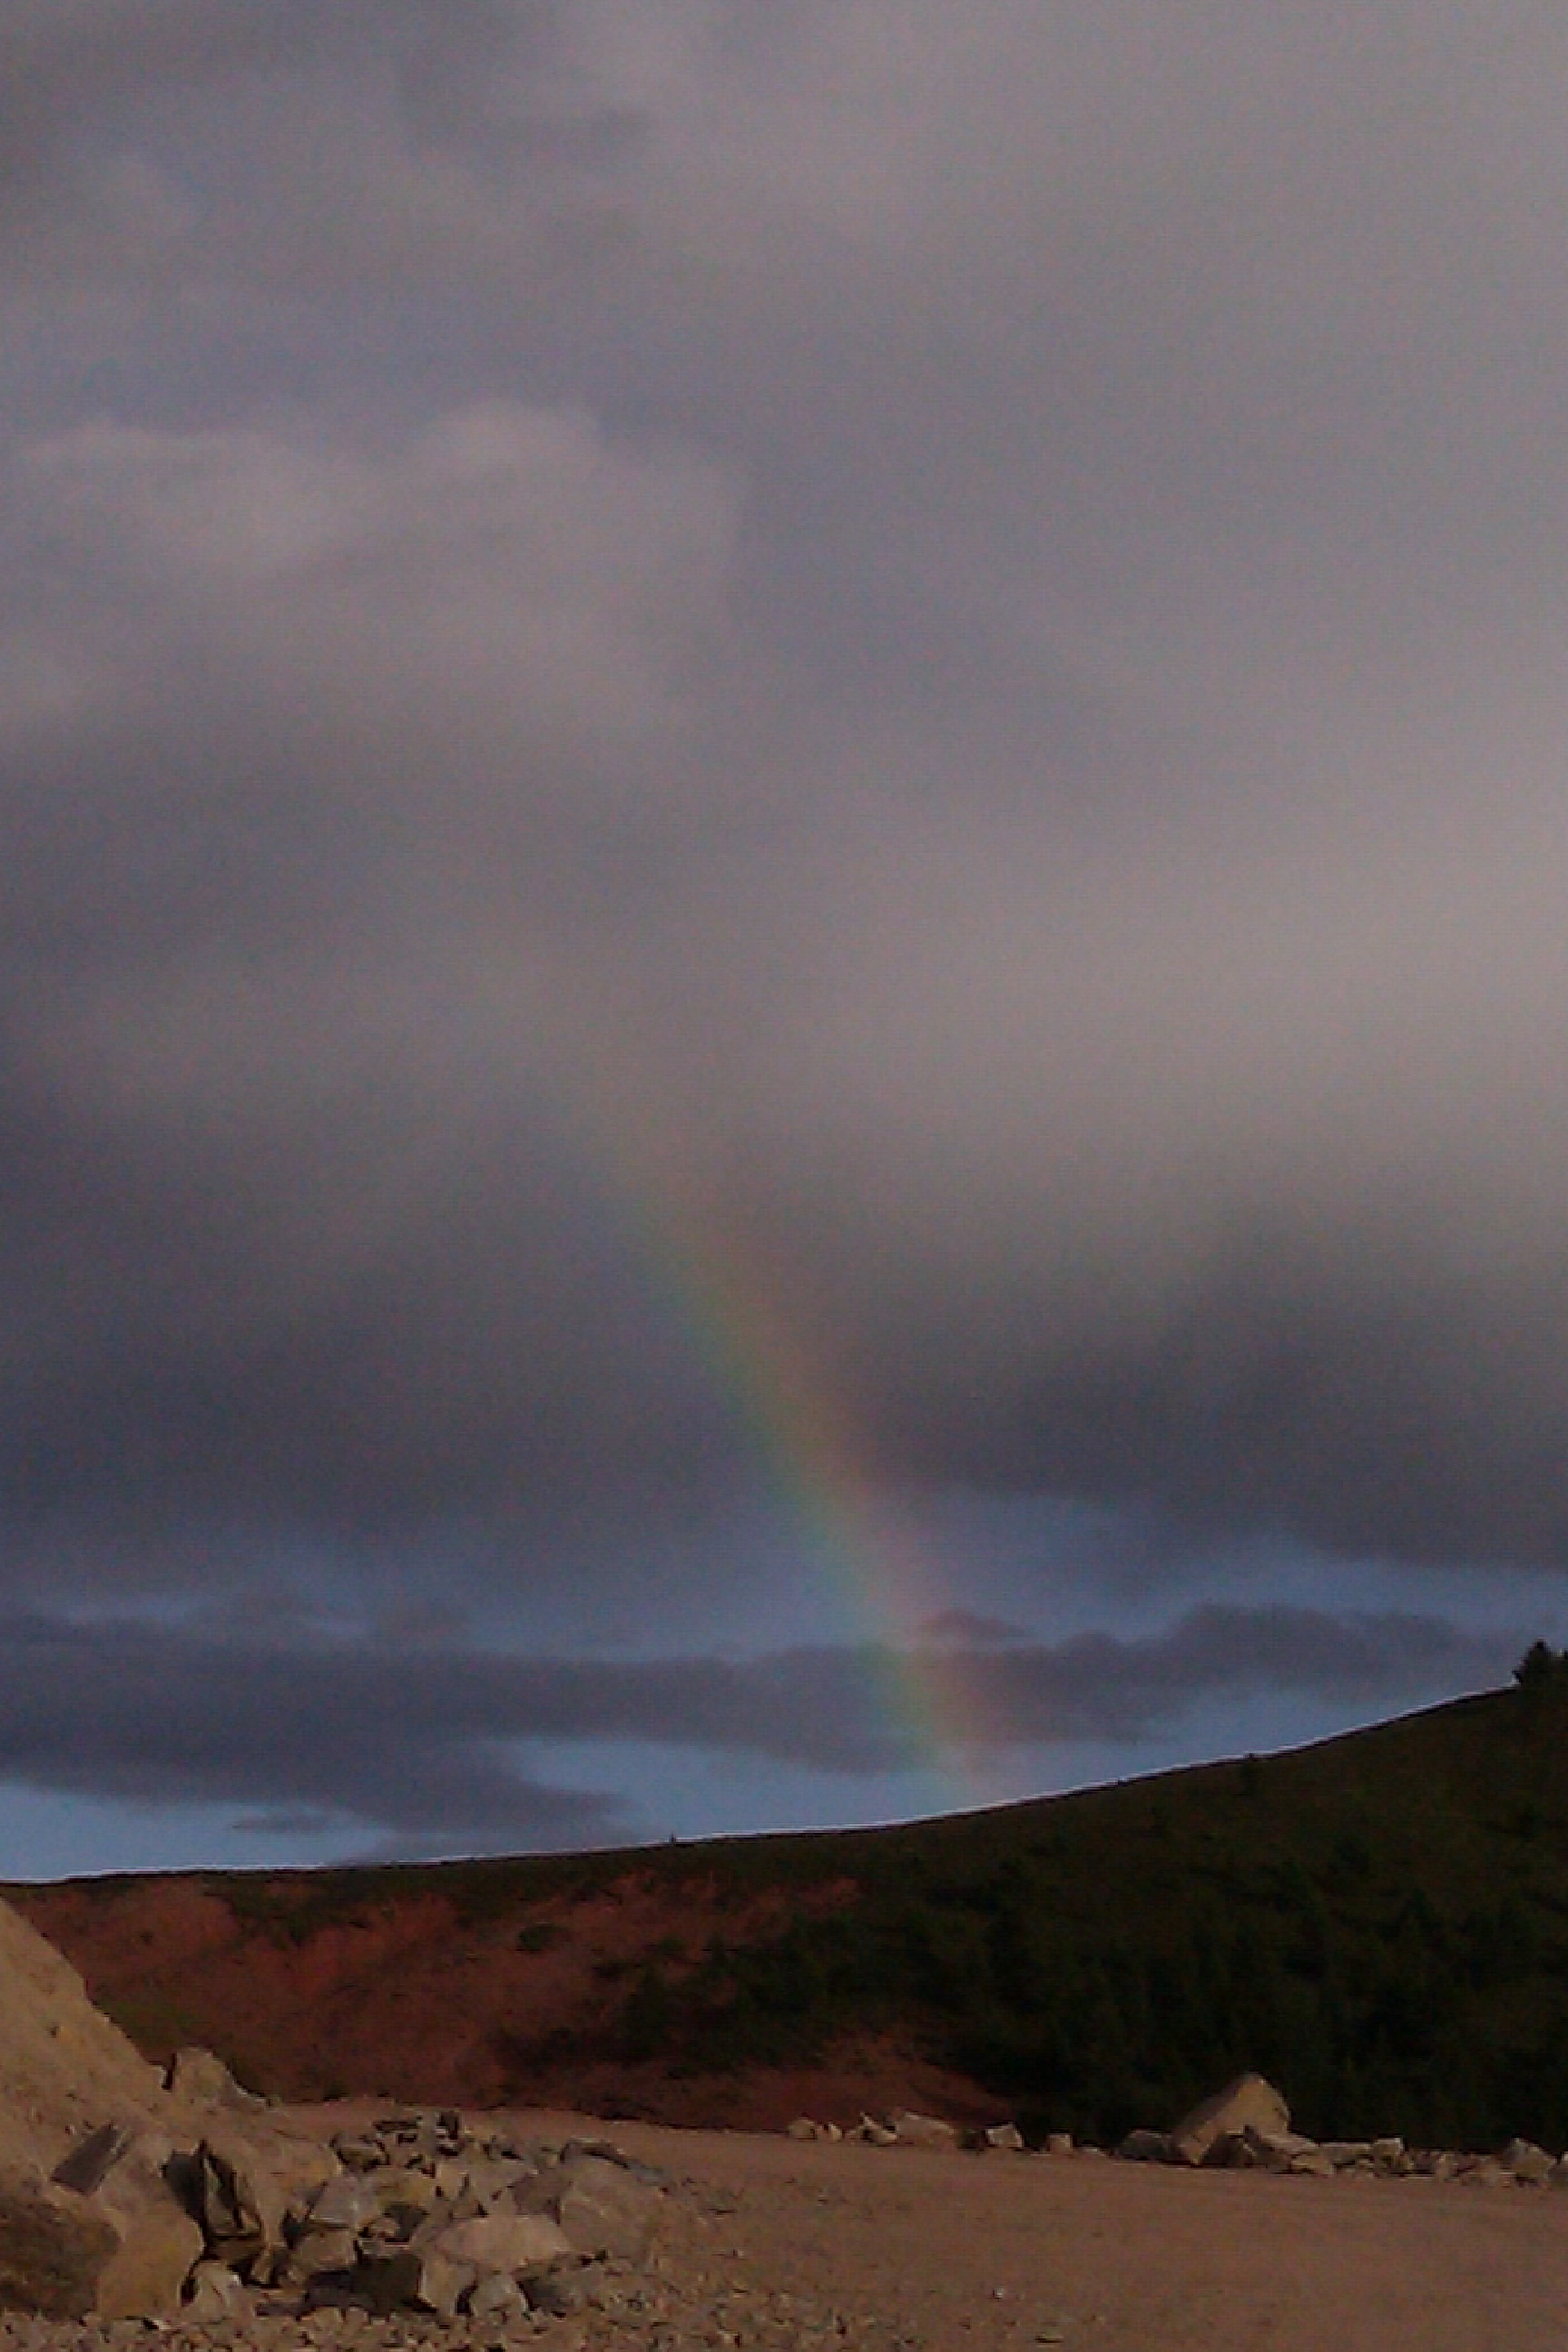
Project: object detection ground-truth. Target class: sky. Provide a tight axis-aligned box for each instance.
[3,0,1568,1876]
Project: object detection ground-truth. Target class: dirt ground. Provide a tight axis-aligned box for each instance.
[472,2106,1567,2352]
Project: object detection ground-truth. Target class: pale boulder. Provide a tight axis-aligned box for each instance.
[426,2210,573,2272]
[554,2153,662,2260]
[164,2047,265,2113]
[887,2111,959,2151]
[1169,2074,1290,2168]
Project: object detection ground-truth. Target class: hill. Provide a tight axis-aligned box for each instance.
[14,1670,1568,2151]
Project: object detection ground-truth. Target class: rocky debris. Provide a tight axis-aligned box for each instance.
[4,2098,678,2330]
[1168,2073,1290,2168]
[1102,2081,1568,2190]
[251,2112,673,2322]
[807,2110,1020,2152]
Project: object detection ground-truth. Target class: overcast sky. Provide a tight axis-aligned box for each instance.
[3,0,1566,1874]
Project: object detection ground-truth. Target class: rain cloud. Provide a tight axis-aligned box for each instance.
[3,4,1567,1851]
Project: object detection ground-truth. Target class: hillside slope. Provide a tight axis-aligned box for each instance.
[15,1675,1568,2147]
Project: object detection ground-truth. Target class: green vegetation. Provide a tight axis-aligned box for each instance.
[602,1660,1568,2148]
[25,1655,1568,2152]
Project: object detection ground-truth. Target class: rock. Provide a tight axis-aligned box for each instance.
[182,2260,250,2323]
[887,2111,958,2150]
[289,2228,361,2278]
[1044,2133,1073,2158]
[1458,2156,1511,2188]
[1239,2129,1322,2174]
[466,2271,529,2321]
[555,2155,660,2259]
[1503,2139,1553,2185]
[1368,2136,1406,2171]
[1169,2074,1290,2168]
[90,2187,204,2321]
[527,2261,607,2316]
[983,2123,1026,2152]
[1287,2148,1338,2179]
[1319,2141,1371,2169]
[787,2119,826,2141]
[850,2117,898,2147]
[352,2247,426,2316]
[426,2210,573,2272]
[370,2165,440,2229]
[409,2249,476,2318]
[0,2136,201,2324]
[1116,2130,1171,2163]
[1548,2156,1568,2189]
[465,2155,538,2210]
[0,2166,121,2317]
[52,2125,202,2321]
[163,2048,264,2112]
[307,2173,383,2234]
[51,2123,139,2197]
[190,2123,339,2271]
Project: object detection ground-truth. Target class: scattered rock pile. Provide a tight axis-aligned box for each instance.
[1114,2074,1568,2188]
[272,2112,669,2322]
[787,2076,1568,2191]
[2,2107,672,2332]
[788,2112,1025,2153]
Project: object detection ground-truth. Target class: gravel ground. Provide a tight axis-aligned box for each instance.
[6,2108,1567,2352]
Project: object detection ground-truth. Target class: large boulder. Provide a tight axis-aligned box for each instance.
[424,2210,573,2272]
[554,2153,661,2260]
[188,2121,339,2274]
[887,2111,959,2151]
[0,2167,121,2317]
[0,2133,202,2322]
[1169,2074,1290,2168]
[164,2046,265,2114]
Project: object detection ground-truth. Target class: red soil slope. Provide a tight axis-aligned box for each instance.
[9,1867,996,2132]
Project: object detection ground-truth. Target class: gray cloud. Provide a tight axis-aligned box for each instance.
[2,0,1568,1661]
[0,1603,1516,1856]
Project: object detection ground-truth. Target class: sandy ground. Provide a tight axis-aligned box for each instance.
[456,2107,1568,2352]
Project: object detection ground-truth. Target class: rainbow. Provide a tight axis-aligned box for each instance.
[552,1035,1021,1803]
[650,1203,1016,1807]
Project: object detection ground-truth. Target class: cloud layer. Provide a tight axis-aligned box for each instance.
[0,1603,1514,1854]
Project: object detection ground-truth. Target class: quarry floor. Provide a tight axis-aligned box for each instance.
[286,2102,1568,2352]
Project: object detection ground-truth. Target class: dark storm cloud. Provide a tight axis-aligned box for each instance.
[4,0,1568,1621]
[0,1604,1514,1854]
